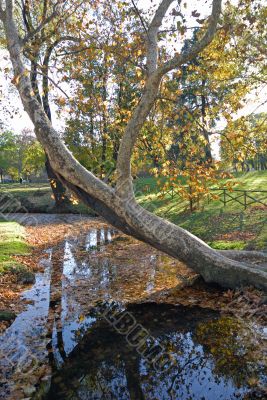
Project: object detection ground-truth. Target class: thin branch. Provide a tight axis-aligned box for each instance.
[0,0,5,20]
[56,46,92,57]
[39,71,70,99]
[131,0,148,33]
[22,8,59,44]
[158,0,222,75]
[21,0,33,32]
[41,35,81,113]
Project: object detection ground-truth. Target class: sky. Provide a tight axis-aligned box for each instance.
[0,0,266,159]
[0,50,60,133]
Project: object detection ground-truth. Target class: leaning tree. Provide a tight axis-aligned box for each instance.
[0,0,266,291]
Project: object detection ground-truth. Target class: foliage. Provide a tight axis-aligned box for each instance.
[0,129,45,180]
[41,0,266,201]
[23,141,46,177]
[196,316,266,388]
[221,113,267,171]
[1,0,266,196]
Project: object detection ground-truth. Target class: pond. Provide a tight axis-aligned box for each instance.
[0,220,266,399]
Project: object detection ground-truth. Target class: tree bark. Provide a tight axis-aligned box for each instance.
[60,176,267,291]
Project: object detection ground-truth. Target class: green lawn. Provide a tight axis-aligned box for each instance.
[0,220,30,274]
[0,182,94,214]
[135,171,267,250]
[0,172,266,250]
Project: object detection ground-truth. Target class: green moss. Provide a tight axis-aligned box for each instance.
[208,240,246,250]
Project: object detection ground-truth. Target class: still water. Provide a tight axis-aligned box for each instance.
[0,225,266,399]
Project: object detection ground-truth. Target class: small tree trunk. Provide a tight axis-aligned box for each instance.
[45,156,70,212]
[42,53,70,211]
[201,81,213,164]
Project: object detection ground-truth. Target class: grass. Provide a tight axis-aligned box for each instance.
[0,220,30,274]
[208,240,246,250]
[0,182,94,214]
[135,171,267,250]
[0,171,266,250]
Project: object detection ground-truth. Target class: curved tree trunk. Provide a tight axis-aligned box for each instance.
[61,176,267,292]
[1,0,267,293]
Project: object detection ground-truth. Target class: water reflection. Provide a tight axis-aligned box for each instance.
[46,303,266,400]
[0,226,266,400]
[85,228,116,251]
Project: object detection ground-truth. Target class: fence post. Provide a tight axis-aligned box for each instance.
[188,185,193,212]
[223,189,226,207]
[240,212,244,230]
[244,191,247,209]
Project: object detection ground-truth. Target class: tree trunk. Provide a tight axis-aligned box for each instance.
[201,80,212,164]
[60,176,267,292]
[42,46,70,210]
[45,157,71,212]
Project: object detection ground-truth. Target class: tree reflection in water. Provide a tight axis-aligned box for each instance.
[1,226,265,400]
[46,303,266,400]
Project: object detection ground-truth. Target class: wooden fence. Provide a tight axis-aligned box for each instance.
[208,188,267,209]
[138,184,267,211]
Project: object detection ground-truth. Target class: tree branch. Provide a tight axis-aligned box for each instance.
[22,8,59,45]
[5,0,13,20]
[158,0,222,75]
[115,0,222,196]
[41,35,81,118]
[146,0,174,75]
[0,0,5,20]
[131,0,148,34]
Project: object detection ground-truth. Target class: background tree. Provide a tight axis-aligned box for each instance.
[0,130,16,181]
[14,0,89,208]
[221,113,267,172]
[0,128,45,180]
